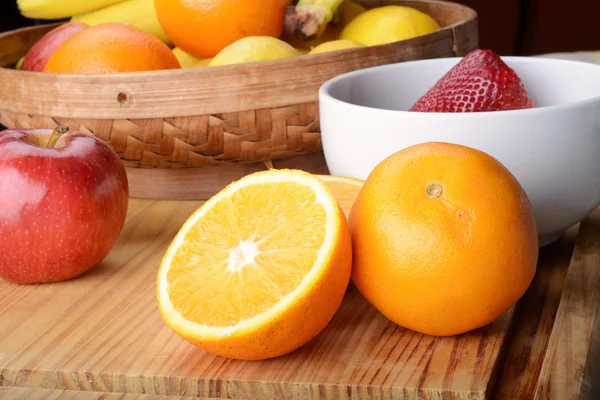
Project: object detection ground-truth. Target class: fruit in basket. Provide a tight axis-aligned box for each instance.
[157,169,352,360]
[44,23,181,74]
[0,125,129,284]
[21,22,88,72]
[155,0,292,59]
[281,1,365,50]
[17,0,125,19]
[308,39,365,54]
[281,25,341,50]
[71,0,170,45]
[172,48,212,69]
[15,57,25,70]
[337,0,367,26]
[349,142,538,336]
[284,0,344,40]
[410,49,535,112]
[341,6,440,46]
[209,37,302,67]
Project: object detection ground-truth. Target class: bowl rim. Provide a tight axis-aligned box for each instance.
[319,55,600,118]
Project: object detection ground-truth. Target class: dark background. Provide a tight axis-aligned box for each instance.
[0,1,46,33]
[1,0,599,55]
[458,0,599,55]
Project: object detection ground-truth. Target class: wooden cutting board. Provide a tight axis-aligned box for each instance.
[0,186,525,400]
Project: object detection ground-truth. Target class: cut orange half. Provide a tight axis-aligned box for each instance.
[157,169,352,360]
[318,175,364,219]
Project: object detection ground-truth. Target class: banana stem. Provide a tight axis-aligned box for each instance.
[284,0,345,40]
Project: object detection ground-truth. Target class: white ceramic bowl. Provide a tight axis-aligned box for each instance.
[319,56,600,246]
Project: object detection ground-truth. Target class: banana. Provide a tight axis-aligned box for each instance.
[15,57,25,70]
[284,0,345,40]
[281,1,365,49]
[172,47,212,69]
[71,0,171,44]
[18,0,126,20]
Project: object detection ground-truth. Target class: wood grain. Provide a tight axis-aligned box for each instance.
[0,387,213,400]
[126,152,329,200]
[535,209,600,400]
[0,199,513,400]
[493,229,577,400]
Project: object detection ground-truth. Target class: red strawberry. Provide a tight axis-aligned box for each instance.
[409,49,534,113]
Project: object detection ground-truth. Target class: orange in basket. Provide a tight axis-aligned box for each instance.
[44,23,181,74]
[155,0,292,59]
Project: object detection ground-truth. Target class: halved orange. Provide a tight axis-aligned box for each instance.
[318,175,364,219]
[157,169,352,360]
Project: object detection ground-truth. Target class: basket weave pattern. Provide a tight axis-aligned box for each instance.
[0,102,321,168]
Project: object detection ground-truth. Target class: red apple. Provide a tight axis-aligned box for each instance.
[21,22,88,72]
[0,126,129,284]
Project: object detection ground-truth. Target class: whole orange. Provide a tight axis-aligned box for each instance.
[155,0,292,59]
[44,23,181,74]
[349,142,538,336]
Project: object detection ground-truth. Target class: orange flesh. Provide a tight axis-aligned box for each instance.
[319,178,362,199]
[166,182,327,327]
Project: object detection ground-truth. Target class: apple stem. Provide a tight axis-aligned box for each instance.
[46,125,70,149]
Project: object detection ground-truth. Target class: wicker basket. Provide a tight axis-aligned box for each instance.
[0,0,477,200]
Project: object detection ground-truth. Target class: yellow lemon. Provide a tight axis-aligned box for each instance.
[196,58,212,67]
[172,47,212,68]
[341,5,440,46]
[209,36,302,67]
[308,39,365,55]
[338,0,366,27]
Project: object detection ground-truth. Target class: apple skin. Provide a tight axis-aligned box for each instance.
[21,22,88,72]
[0,127,129,284]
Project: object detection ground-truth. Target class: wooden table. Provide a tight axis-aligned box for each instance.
[494,222,599,400]
[1,198,600,400]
